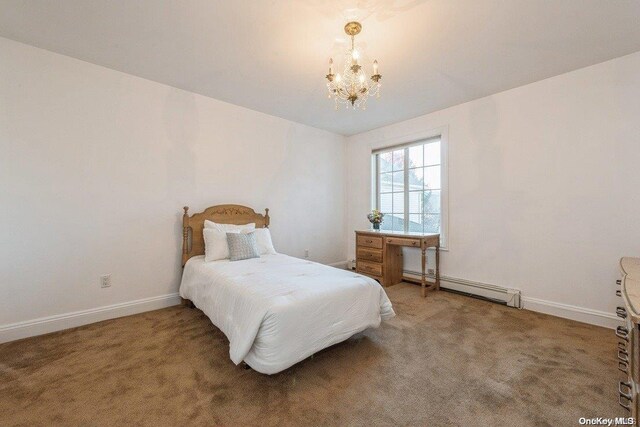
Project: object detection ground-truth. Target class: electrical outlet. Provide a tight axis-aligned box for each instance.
[304,249,309,258]
[427,268,435,275]
[100,274,111,288]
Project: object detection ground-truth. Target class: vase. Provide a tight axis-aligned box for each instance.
[373,222,380,230]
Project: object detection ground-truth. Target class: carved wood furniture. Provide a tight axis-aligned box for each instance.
[616,257,640,420]
[179,205,395,374]
[181,204,270,267]
[180,204,269,308]
[355,230,440,297]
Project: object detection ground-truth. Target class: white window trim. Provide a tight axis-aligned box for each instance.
[370,126,449,250]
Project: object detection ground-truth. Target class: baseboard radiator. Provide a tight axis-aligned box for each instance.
[403,270,522,308]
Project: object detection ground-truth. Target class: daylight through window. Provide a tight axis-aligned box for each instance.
[373,137,444,240]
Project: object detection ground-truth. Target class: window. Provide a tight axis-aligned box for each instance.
[373,136,447,245]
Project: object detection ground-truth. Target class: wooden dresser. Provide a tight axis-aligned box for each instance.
[617,257,640,420]
[355,230,440,297]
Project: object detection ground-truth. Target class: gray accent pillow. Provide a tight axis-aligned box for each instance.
[226,232,260,261]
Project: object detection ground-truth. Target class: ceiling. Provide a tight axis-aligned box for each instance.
[1,1,640,136]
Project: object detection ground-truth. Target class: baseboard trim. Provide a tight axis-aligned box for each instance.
[0,293,181,344]
[403,270,518,305]
[1,273,620,344]
[521,296,620,329]
[405,269,618,329]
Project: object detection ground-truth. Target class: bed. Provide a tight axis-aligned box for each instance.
[179,204,395,374]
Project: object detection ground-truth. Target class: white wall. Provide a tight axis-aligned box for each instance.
[347,51,640,326]
[0,37,347,337]
[3,33,638,339]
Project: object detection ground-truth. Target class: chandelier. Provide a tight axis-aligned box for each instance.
[326,21,381,110]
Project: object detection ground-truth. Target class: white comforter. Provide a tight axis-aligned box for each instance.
[179,254,395,374]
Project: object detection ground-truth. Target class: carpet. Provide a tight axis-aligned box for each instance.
[0,283,623,426]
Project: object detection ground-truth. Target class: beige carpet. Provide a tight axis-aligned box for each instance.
[0,283,623,426]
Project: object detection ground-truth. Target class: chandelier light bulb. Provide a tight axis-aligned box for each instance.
[324,21,382,110]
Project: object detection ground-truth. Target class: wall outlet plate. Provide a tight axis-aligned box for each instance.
[100,274,111,288]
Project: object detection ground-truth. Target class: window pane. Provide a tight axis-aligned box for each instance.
[425,141,441,166]
[392,171,404,192]
[379,152,392,173]
[392,192,405,214]
[408,145,423,168]
[391,214,404,232]
[380,193,392,213]
[423,214,440,233]
[379,172,392,193]
[424,165,441,190]
[392,149,404,171]
[408,214,423,233]
[423,190,441,214]
[409,191,423,214]
[375,138,443,239]
[408,167,423,190]
[380,215,393,231]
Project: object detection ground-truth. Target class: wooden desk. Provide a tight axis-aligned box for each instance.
[355,230,440,297]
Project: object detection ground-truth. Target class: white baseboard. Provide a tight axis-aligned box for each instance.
[405,269,618,329]
[521,296,620,329]
[0,293,181,344]
[403,270,518,305]
[1,273,620,345]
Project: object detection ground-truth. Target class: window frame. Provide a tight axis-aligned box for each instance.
[371,127,449,249]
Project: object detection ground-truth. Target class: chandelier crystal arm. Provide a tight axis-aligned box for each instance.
[325,21,382,110]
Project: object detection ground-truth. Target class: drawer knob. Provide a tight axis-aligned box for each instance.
[616,306,627,319]
[618,349,629,363]
[619,393,633,412]
[619,381,633,412]
[616,326,629,341]
[619,360,629,374]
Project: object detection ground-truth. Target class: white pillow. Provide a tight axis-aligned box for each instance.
[203,228,231,262]
[204,220,255,233]
[249,228,277,255]
[203,223,273,261]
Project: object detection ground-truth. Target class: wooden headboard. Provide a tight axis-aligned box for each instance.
[182,204,270,266]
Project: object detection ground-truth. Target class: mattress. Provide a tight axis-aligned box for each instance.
[179,254,395,374]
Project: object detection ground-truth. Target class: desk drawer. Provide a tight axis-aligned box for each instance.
[357,248,383,263]
[386,237,421,248]
[357,235,383,249]
[357,261,383,276]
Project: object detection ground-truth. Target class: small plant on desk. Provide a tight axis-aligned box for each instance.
[367,209,384,230]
